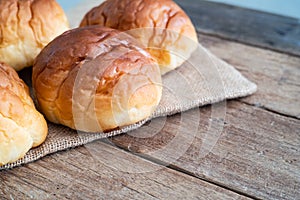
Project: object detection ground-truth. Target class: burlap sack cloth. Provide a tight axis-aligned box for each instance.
[1,45,257,170]
[0,3,257,170]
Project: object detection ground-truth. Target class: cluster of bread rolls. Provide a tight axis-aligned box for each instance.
[0,0,197,166]
[0,62,47,166]
[32,26,162,132]
[80,0,198,74]
[0,0,69,71]
[0,0,68,166]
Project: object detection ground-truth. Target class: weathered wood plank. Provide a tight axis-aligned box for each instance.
[13,24,300,200]
[198,34,300,118]
[65,0,300,56]
[19,23,300,119]
[105,31,300,200]
[174,0,300,56]
[10,2,300,199]
[110,101,300,200]
[62,0,299,118]
[0,141,249,200]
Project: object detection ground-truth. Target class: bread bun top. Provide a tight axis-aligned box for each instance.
[80,0,198,74]
[0,62,47,166]
[32,26,162,132]
[0,0,69,71]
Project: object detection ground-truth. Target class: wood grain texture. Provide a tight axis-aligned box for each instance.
[110,101,300,200]
[198,34,300,118]
[0,141,248,200]
[106,29,300,200]
[4,2,300,199]
[12,30,300,200]
[174,0,300,56]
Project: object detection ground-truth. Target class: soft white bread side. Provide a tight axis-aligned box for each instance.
[80,0,198,75]
[0,62,48,166]
[0,0,69,71]
[32,26,162,133]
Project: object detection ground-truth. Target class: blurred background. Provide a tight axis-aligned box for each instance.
[57,0,300,20]
[206,0,300,19]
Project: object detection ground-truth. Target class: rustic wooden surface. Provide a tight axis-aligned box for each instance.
[1,1,300,199]
[199,35,300,119]
[174,0,300,57]
[1,142,249,199]
[111,101,300,200]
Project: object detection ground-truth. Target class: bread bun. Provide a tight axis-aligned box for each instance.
[32,26,162,133]
[0,0,69,71]
[0,62,47,166]
[80,0,198,75]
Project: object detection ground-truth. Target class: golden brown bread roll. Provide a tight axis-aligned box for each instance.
[80,0,198,75]
[0,62,47,166]
[32,26,162,133]
[0,0,69,71]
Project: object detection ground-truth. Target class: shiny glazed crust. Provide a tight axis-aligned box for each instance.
[32,26,162,132]
[0,0,69,71]
[80,0,198,74]
[0,62,48,166]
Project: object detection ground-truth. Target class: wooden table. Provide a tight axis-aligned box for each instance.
[1,1,299,199]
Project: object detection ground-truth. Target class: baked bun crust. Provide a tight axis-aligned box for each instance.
[80,0,198,74]
[0,62,47,166]
[0,0,69,71]
[32,26,162,133]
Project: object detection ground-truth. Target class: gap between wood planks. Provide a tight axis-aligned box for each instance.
[197,30,300,59]
[18,32,299,121]
[239,100,300,121]
[14,9,299,198]
[174,0,300,58]
[100,100,298,200]
[100,99,299,199]
[101,34,298,199]
[101,136,262,200]
[197,32,300,120]
[15,34,298,200]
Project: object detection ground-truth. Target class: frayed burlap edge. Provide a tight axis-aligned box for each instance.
[0,49,257,170]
